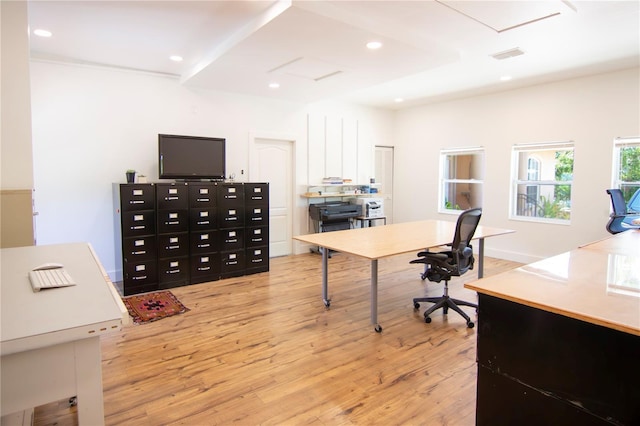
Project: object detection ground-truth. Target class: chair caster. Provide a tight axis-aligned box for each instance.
[374,324,383,333]
[467,321,474,328]
[69,396,77,407]
[424,316,432,324]
[413,302,420,309]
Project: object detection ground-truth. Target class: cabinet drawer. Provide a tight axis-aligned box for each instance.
[220,250,245,276]
[220,228,244,251]
[158,257,189,285]
[189,207,217,230]
[190,230,220,254]
[246,226,269,248]
[122,210,155,236]
[246,247,269,271]
[124,260,157,285]
[157,233,189,258]
[190,253,221,283]
[218,207,245,228]
[156,183,188,210]
[245,183,268,204]
[157,210,189,234]
[123,281,158,296]
[245,206,268,226]
[123,236,157,262]
[218,183,244,206]
[120,184,155,211]
[188,183,217,207]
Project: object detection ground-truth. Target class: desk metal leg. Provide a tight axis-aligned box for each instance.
[371,260,382,332]
[478,238,485,279]
[321,246,330,307]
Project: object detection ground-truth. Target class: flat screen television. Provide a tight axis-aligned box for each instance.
[158,134,226,180]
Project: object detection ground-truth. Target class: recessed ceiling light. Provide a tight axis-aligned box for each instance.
[269,82,280,89]
[33,29,52,38]
[500,75,513,81]
[169,55,183,62]
[366,41,382,50]
[394,98,404,103]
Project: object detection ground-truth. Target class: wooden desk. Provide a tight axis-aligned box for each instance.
[294,220,514,332]
[465,231,640,425]
[1,243,128,425]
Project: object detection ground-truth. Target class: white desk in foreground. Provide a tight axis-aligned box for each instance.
[1,243,128,425]
[294,220,514,332]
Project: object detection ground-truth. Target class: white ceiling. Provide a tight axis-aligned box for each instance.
[27,0,640,110]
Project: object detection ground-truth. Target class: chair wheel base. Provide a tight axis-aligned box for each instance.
[424,316,432,323]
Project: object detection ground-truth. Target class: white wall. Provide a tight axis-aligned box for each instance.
[29,60,393,279]
[393,67,640,263]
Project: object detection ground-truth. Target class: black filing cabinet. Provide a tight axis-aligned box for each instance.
[115,181,270,294]
[156,182,190,288]
[244,183,269,274]
[188,182,220,284]
[114,183,158,296]
[218,183,246,278]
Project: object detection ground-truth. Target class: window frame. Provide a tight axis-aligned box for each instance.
[438,147,484,214]
[510,141,574,225]
[612,137,640,201]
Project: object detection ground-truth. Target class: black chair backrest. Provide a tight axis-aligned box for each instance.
[607,189,627,217]
[452,208,482,272]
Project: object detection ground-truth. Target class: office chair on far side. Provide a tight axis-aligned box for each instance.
[410,208,482,328]
[606,189,640,234]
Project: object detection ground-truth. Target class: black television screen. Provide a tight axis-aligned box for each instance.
[158,134,226,180]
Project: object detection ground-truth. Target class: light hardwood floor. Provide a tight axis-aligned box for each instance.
[34,251,521,426]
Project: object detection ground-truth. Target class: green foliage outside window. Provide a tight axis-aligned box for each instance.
[619,146,640,200]
[554,150,573,203]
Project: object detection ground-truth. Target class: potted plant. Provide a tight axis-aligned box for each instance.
[126,169,136,183]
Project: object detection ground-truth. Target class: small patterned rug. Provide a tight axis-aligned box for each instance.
[123,290,190,324]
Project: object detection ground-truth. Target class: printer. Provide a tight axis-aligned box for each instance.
[349,198,384,219]
[309,201,360,233]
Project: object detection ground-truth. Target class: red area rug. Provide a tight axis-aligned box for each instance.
[123,291,189,324]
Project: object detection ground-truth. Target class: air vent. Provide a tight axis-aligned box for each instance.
[491,48,525,60]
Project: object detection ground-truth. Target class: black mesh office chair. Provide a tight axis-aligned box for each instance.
[410,208,482,328]
[606,189,640,234]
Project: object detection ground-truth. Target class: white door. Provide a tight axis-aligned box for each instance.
[250,138,293,257]
[375,146,394,223]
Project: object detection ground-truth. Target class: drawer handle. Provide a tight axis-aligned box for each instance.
[196,198,209,202]
[166,221,179,225]
[133,275,147,280]
[167,269,180,274]
[198,243,210,248]
[165,196,179,201]
[225,217,237,221]
[131,226,145,230]
[226,239,238,243]
[130,200,144,204]
[132,250,146,255]
[252,259,263,263]
[251,238,262,242]
[198,266,211,271]
[227,261,238,265]
[166,245,179,250]
[197,221,210,225]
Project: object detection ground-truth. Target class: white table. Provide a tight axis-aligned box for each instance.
[1,243,128,425]
[294,220,514,332]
